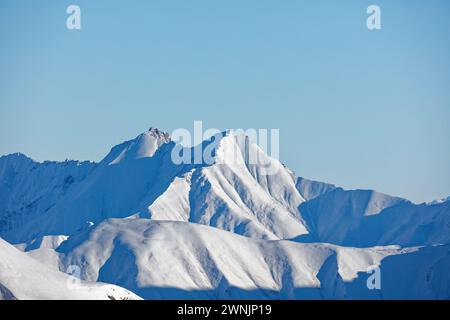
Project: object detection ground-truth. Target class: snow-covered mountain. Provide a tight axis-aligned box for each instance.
[1,129,310,243]
[0,127,449,299]
[0,238,141,300]
[24,219,450,299]
[296,188,450,247]
[428,196,450,205]
[0,153,96,237]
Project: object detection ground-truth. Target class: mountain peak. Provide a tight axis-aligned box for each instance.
[103,128,171,165]
[147,127,171,142]
[0,153,35,172]
[0,152,33,162]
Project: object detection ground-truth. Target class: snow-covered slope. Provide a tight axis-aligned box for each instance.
[1,130,309,243]
[103,128,171,165]
[0,153,95,237]
[148,132,308,240]
[295,177,337,201]
[1,127,449,300]
[26,219,448,300]
[0,237,141,300]
[1,128,449,249]
[297,188,450,247]
[428,196,450,205]
[0,129,177,243]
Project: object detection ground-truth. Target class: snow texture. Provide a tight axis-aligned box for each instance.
[0,128,449,299]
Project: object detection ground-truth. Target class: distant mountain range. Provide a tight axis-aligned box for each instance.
[1,128,449,299]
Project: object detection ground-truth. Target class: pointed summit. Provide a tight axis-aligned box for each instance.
[102,128,171,165]
[147,127,171,141]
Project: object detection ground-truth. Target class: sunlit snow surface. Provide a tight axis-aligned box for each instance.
[0,129,449,299]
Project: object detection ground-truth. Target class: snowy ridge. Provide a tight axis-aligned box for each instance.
[1,130,310,243]
[0,238,141,300]
[0,153,96,235]
[148,132,309,240]
[104,127,171,165]
[27,219,450,300]
[428,196,450,205]
[0,128,449,299]
[297,188,450,247]
[295,177,337,201]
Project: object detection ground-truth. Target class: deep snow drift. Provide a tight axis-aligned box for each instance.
[0,128,449,299]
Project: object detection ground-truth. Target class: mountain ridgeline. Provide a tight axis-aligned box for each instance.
[0,128,449,299]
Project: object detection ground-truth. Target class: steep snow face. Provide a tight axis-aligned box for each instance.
[1,128,448,249]
[14,235,69,252]
[215,132,305,212]
[1,127,449,300]
[297,188,405,245]
[362,201,450,247]
[102,128,171,165]
[298,188,450,247]
[148,131,309,240]
[295,177,337,201]
[0,153,96,237]
[1,130,309,243]
[300,188,404,246]
[45,219,449,300]
[0,130,178,243]
[0,238,141,300]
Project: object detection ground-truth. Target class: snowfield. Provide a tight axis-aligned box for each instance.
[0,128,449,299]
[34,219,448,299]
[0,238,141,300]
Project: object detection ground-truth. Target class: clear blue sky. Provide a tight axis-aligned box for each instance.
[1,0,449,203]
